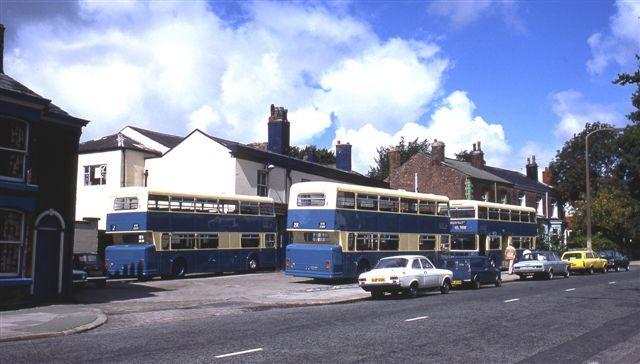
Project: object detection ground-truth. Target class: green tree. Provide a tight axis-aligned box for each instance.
[368,137,430,180]
[288,145,336,165]
[455,150,472,162]
[613,54,640,123]
[614,55,640,199]
[548,122,620,204]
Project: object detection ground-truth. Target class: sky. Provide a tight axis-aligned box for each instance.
[1,0,638,175]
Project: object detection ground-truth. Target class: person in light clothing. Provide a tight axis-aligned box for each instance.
[505,242,517,274]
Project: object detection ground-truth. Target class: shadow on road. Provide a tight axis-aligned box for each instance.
[72,281,169,304]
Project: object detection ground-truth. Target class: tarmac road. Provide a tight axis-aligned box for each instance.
[2,269,639,363]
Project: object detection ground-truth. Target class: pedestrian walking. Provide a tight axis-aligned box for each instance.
[505,242,517,274]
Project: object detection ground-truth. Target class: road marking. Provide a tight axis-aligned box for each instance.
[565,288,576,292]
[503,298,520,303]
[405,316,429,322]
[215,348,263,359]
[609,281,616,284]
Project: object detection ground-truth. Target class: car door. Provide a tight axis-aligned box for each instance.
[420,258,438,288]
[411,259,425,287]
[585,252,595,268]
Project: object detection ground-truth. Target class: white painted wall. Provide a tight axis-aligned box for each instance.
[145,131,236,196]
[76,150,122,230]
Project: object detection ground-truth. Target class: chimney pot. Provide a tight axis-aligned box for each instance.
[388,148,401,176]
[431,140,445,165]
[477,141,481,151]
[472,143,476,151]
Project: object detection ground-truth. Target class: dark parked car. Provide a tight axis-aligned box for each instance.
[444,256,502,289]
[598,250,630,272]
[73,253,108,288]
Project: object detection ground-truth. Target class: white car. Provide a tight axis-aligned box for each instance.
[358,255,453,299]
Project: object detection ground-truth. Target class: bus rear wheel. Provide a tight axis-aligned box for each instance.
[247,257,259,273]
[172,259,187,278]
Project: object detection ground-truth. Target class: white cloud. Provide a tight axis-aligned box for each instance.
[332,91,511,172]
[587,0,640,74]
[551,90,621,140]
[428,0,525,32]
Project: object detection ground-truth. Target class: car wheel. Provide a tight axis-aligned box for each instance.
[472,278,481,289]
[615,266,621,272]
[564,270,570,278]
[587,267,594,275]
[601,266,607,273]
[371,290,384,299]
[407,283,419,298]
[625,266,630,271]
[440,279,451,294]
[495,276,502,287]
[172,259,187,278]
[247,256,259,272]
[547,270,554,280]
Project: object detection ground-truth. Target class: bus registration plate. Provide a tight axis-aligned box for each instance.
[372,278,385,283]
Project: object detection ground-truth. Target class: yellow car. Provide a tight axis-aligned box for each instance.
[561,250,608,274]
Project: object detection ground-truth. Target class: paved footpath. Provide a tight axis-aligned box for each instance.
[0,305,106,342]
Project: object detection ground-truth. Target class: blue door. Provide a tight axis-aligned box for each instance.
[33,229,61,299]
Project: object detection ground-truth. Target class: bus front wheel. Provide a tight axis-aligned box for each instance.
[172,259,187,278]
[247,257,259,272]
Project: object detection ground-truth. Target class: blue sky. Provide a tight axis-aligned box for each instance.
[1,1,638,174]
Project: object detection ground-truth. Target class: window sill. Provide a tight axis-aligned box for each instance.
[0,180,39,192]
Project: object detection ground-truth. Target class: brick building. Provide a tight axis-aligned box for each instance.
[388,140,565,245]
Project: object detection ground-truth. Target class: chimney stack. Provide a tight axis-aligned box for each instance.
[431,139,445,165]
[469,140,485,169]
[542,167,552,185]
[0,24,5,74]
[388,147,401,177]
[335,141,352,172]
[526,155,538,181]
[267,104,290,155]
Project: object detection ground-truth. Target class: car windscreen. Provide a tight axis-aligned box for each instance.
[374,258,408,269]
[563,253,581,260]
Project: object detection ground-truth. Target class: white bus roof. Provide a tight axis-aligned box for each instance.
[449,199,536,213]
[110,187,274,203]
[289,181,449,203]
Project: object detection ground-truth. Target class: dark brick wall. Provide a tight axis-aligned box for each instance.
[389,153,467,198]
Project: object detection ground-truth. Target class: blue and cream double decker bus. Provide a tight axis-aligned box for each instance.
[105,188,277,280]
[285,182,451,279]
[448,200,537,268]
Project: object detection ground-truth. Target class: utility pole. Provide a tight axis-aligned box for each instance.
[585,127,624,251]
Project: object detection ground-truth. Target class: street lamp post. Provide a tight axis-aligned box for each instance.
[585,127,624,251]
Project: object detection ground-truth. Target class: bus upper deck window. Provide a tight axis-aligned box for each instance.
[297,193,325,207]
[450,208,474,219]
[357,194,378,211]
[499,209,510,221]
[259,203,275,216]
[418,201,436,215]
[520,211,530,222]
[195,199,217,213]
[219,200,239,214]
[437,202,449,216]
[337,191,355,209]
[400,198,418,214]
[510,210,520,222]
[488,208,500,220]
[379,196,399,212]
[148,195,169,210]
[240,201,259,215]
[477,207,488,219]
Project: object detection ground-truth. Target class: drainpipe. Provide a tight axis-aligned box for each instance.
[120,149,126,187]
[414,173,418,193]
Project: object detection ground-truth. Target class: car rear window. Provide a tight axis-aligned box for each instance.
[563,253,581,259]
[470,259,485,268]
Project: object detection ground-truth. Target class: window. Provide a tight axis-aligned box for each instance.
[356,233,378,250]
[240,201,259,215]
[241,234,260,248]
[0,119,27,181]
[375,258,408,269]
[379,196,399,212]
[521,237,532,249]
[337,191,355,209]
[302,232,332,243]
[0,209,23,274]
[586,252,594,259]
[257,170,269,197]
[488,236,501,250]
[356,194,378,211]
[161,233,170,250]
[195,199,218,213]
[437,202,449,216]
[440,235,451,251]
[412,259,422,269]
[419,235,436,251]
[219,200,239,214]
[478,207,488,219]
[265,233,276,248]
[259,203,274,216]
[148,195,169,210]
[297,193,325,207]
[198,234,219,249]
[499,209,510,221]
[420,259,433,269]
[511,237,522,249]
[488,208,500,220]
[520,211,530,223]
[451,234,476,250]
[379,234,399,250]
[449,208,475,219]
[510,210,520,222]
[179,197,195,211]
[530,212,536,222]
[418,200,436,215]
[114,197,139,210]
[347,233,355,251]
[400,198,418,214]
[171,234,196,250]
[83,165,107,186]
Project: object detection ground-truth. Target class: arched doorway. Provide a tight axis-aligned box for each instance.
[32,209,65,299]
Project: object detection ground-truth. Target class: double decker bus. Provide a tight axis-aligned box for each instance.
[105,187,277,280]
[285,182,450,279]
[448,200,537,268]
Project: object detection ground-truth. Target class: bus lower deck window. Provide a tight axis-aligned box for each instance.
[419,235,436,250]
[172,234,196,249]
[488,236,501,250]
[198,234,219,249]
[302,232,331,243]
[379,234,399,250]
[265,233,276,248]
[511,237,522,249]
[440,235,451,250]
[452,234,476,250]
[161,233,170,250]
[356,233,378,250]
[337,191,355,209]
[347,233,355,250]
[241,234,260,248]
